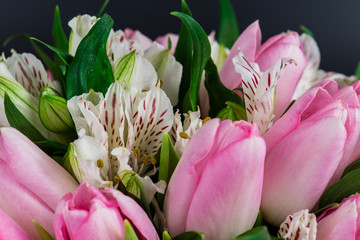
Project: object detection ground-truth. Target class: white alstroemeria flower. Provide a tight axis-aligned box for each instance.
[169,109,204,157]
[293,34,357,99]
[68,82,174,201]
[278,209,317,240]
[233,52,293,135]
[144,42,182,105]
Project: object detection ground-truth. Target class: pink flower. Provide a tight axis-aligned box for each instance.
[156,33,179,54]
[164,119,266,240]
[261,80,360,226]
[220,21,307,120]
[54,182,159,240]
[317,194,360,239]
[0,208,31,240]
[0,127,78,238]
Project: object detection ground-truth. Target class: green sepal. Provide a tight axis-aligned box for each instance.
[205,58,245,117]
[4,92,46,142]
[354,61,360,80]
[233,226,272,240]
[32,220,55,240]
[30,37,73,66]
[173,231,204,240]
[148,49,171,78]
[62,143,80,181]
[66,14,114,99]
[172,11,211,112]
[39,87,75,133]
[174,0,193,111]
[158,132,180,206]
[119,170,152,218]
[163,231,173,240]
[253,211,263,228]
[218,0,239,48]
[319,168,360,209]
[124,219,139,240]
[216,101,246,121]
[113,50,136,83]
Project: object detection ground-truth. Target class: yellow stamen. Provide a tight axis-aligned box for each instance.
[97,159,104,169]
[202,117,211,125]
[113,176,120,185]
[133,148,140,158]
[156,79,164,88]
[179,132,189,139]
[142,154,149,164]
[150,155,157,165]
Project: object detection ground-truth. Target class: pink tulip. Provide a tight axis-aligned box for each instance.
[124,28,153,50]
[219,21,307,120]
[261,81,356,226]
[54,182,159,240]
[0,127,78,238]
[317,194,360,239]
[164,119,266,240]
[0,208,31,240]
[156,33,179,54]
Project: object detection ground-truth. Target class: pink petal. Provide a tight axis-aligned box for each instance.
[0,208,31,240]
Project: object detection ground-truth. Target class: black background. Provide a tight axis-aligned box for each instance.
[1,0,359,75]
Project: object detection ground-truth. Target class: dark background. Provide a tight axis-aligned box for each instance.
[1,0,359,75]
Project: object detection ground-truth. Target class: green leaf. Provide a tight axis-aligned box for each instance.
[355,61,360,80]
[124,219,139,240]
[158,132,180,206]
[300,25,314,38]
[253,211,263,228]
[342,157,360,178]
[315,202,339,216]
[216,101,247,121]
[119,170,152,218]
[163,231,172,240]
[233,226,272,240]
[32,220,55,240]
[4,93,46,142]
[53,6,69,54]
[97,0,110,18]
[173,231,204,240]
[174,0,193,112]
[39,87,75,133]
[30,37,73,66]
[113,50,136,82]
[205,58,245,117]
[319,168,360,209]
[66,14,114,99]
[218,0,240,48]
[168,37,172,50]
[34,140,68,159]
[171,11,211,112]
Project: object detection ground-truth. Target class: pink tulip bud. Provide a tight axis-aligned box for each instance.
[261,81,357,226]
[219,20,307,120]
[164,119,266,240]
[0,127,78,238]
[53,182,159,240]
[317,194,360,239]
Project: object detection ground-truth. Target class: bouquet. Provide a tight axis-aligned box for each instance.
[1,0,359,239]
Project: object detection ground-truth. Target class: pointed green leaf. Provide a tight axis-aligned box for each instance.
[66,14,114,99]
[39,87,75,133]
[119,170,151,218]
[158,132,180,206]
[319,168,360,209]
[4,93,46,142]
[30,37,73,66]
[205,58,245,117]
[217,101,247,121]
[355,62,360,80]
[342,157,360,178]
[97,0,110,18]
[34,140,68,161]
[163,231,172,240]
[218,0,239,48]
[173,231,204,240]
[124,219,139,240]
[171,11,211,112]
[32,220,55,240]
[175,0,193,111]
[300,25,314,38]
[113,50,136,83]
[53,6,69,53]
[233,226,272,240]
[253,211,263,228]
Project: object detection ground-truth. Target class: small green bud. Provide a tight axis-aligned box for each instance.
[147,49,171,78]
[39,87,74,133]
[113,50,136,84]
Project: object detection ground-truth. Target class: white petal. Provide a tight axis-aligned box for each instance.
[138,176,167,203]
[111,147,132,173]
